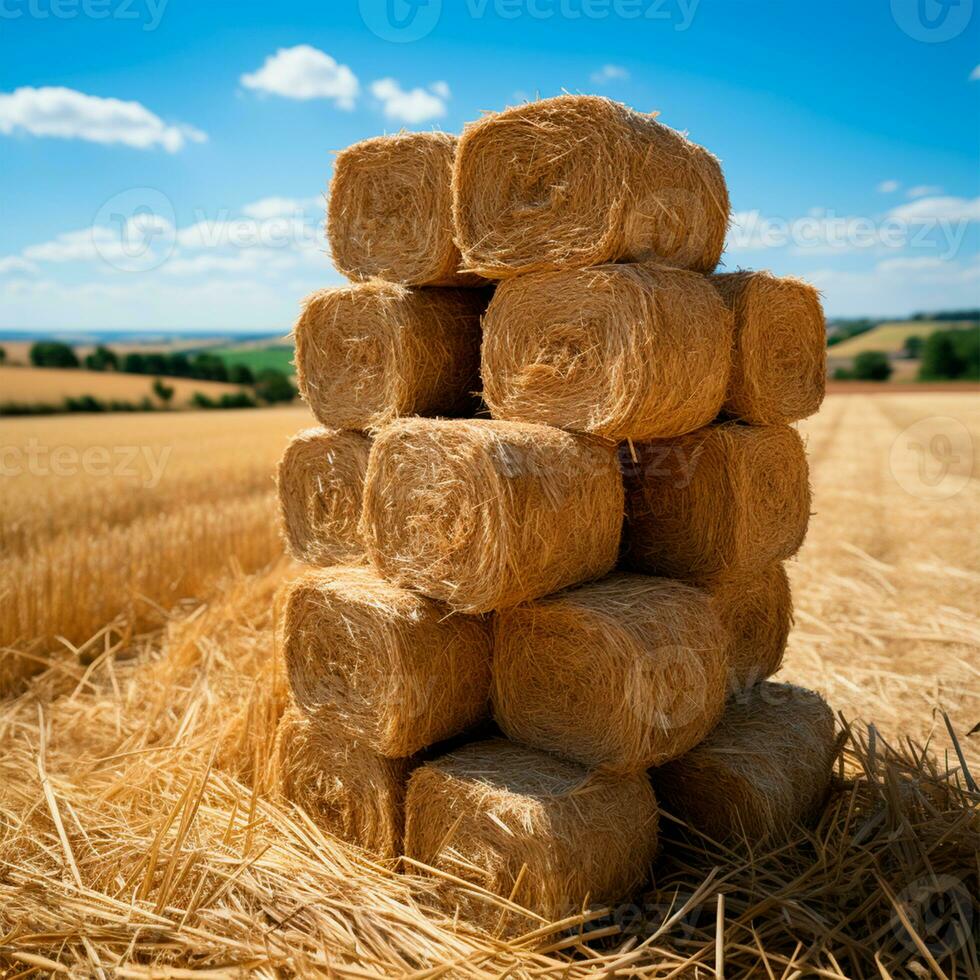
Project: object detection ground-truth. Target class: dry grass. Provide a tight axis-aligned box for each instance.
[1,392,978,975]
[0,365,248,407]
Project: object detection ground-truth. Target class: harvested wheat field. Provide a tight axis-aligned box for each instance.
[1,392,978,976]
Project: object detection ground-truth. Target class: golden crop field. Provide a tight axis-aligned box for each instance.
[0,393,977,974]
[0,365,250,408]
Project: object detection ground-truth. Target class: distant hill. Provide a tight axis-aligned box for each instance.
[829,320,977,358]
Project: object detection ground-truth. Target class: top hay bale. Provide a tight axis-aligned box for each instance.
[452,95,729,279]
[328,131,482,287]
[360,418,623,613]
[713,271,826,425]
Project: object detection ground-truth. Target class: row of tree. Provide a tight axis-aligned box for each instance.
[25,341,296,404]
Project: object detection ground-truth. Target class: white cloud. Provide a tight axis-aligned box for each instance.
[877,179,900,193]
[875,256,946,274]
[0,255,39,275]
[370,78,448,123]
[240,46,358,109]
[906,185,943,199]
[0,86,206,152]
[970,65,980,80]
[241,196,321,220]
[590,64,630,84]
[888,196,980,222]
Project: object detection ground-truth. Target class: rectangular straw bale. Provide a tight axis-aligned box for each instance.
[700,562,792,693]
[294,281,489,430]
[328,131,483,287]
[276,427,370,565]
[482,263,733,441]
[453,94,729,278]
[284,566,492,757]
[713,270,826,425]
[492,573,729,772]
[621,422,810,580]
[404,739,659,931]
[274,705,412,858]
[653,683,837,843]
[360,418,624,613]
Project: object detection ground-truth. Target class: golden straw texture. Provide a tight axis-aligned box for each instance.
[492,573,729,772]
[713,271,826,425]
[405,739,659,929]
[283,566,492,756]
[452,95,729,278]
[482,263,733,441]
[653,682,838,842]
[621,422,811,579]
[328,131,483,287]
[276,427,370,565]
[360,418,624,613]
[273,705,412,858]
[701,562,792,693]
[294,281,487,430]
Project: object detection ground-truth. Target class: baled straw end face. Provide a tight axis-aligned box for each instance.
[360,418,624,613]
[276,427,371,566]
[282,565,493,757]
[492,573,731,773]
[653,682,838,843]
[328,131,480,287]
[404,738,659,929]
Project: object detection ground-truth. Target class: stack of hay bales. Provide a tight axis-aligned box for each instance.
[275,95,838,923]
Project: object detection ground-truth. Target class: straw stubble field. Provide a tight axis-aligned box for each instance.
[0,391,977,974]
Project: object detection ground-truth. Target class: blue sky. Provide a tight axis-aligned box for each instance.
[0,0,977,331]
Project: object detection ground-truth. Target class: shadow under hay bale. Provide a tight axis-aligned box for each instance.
[276,427,371,566]
[653,682,837,843]
[481,263,733,441]
[492,573,729,773]
[712,270,826,425]
[621,422,811,580]
[294,281,487,430]
[273,705,413,859]
[360,418,624,613]
[328,131,483,287]
[452,94,729,278]
[405,738,659,932]
[700,561,792,693]
[283,566,492,757]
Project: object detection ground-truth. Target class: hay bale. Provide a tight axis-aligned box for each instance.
[276,427,370,565]
[492,573,729,772]
[452,94,729,278]
[481,263,733,441]
[713,271,826,425]
[328,131,482,287]
[273,705,412,858]
[653,682,837,842]
[360,418,623,613]
[621,422,810,580]
[702,562,792,693]
[284,566,492,756]
[294,281,487,430]
[405,738,659,928]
